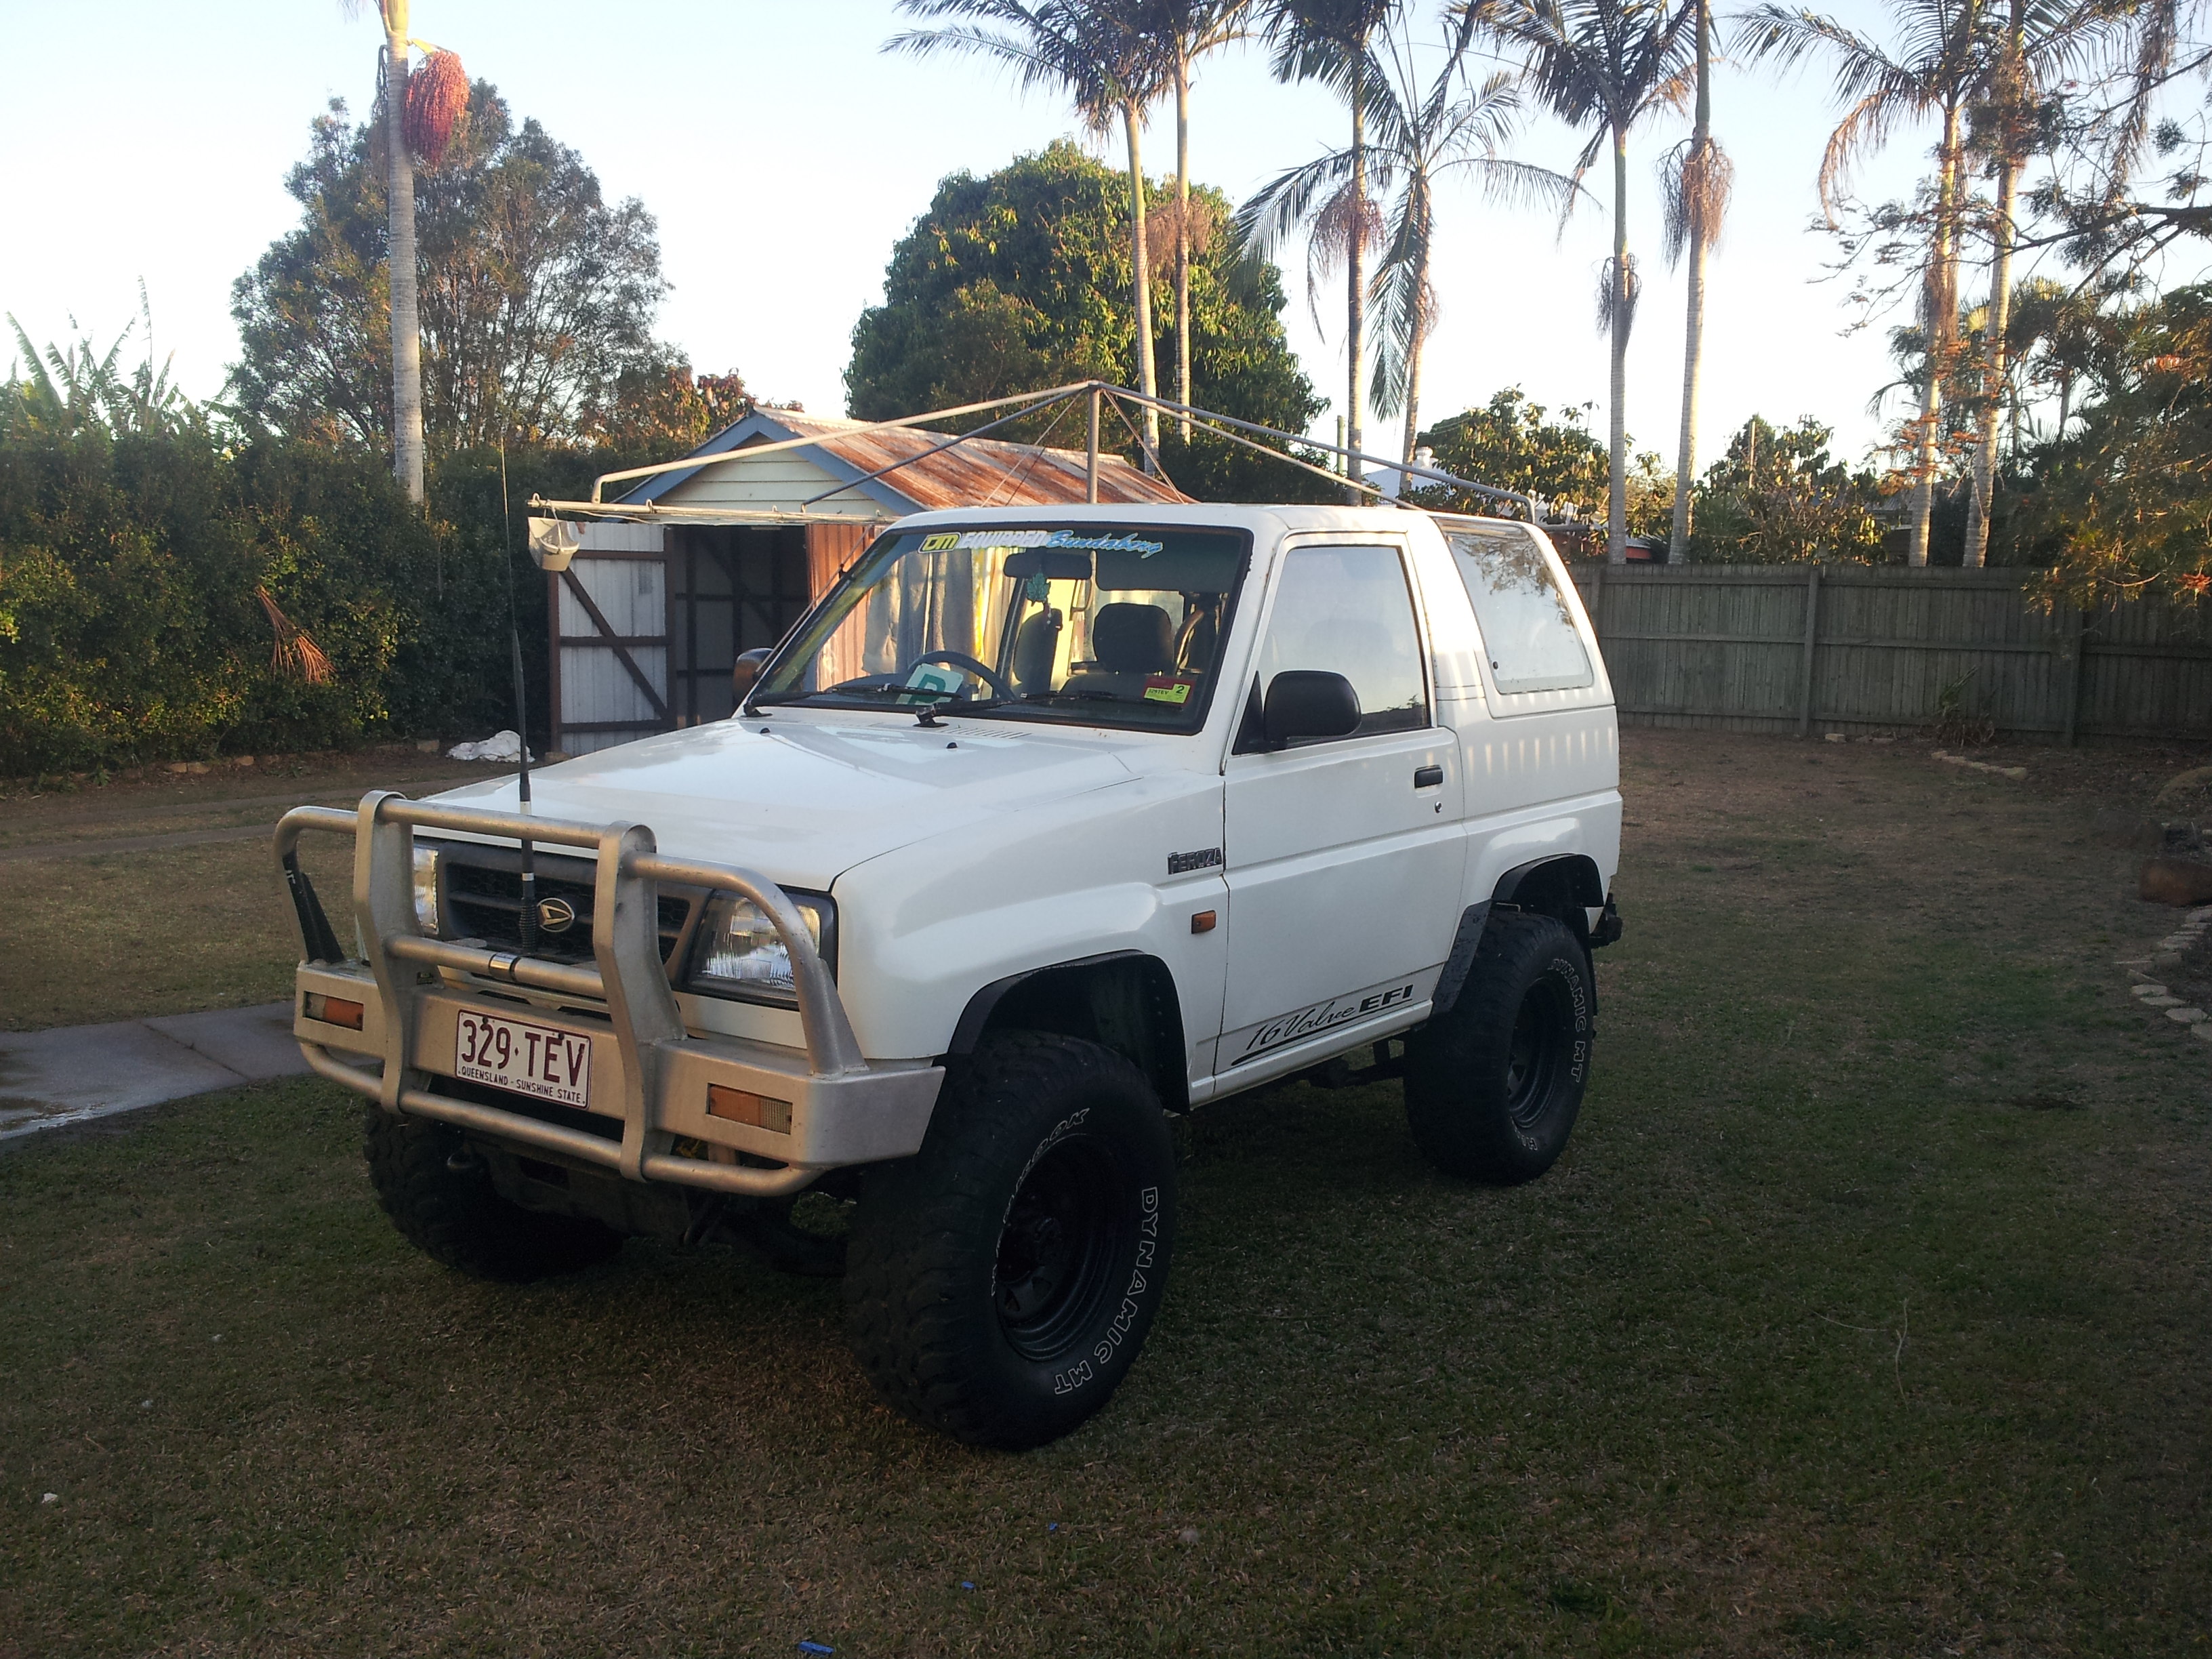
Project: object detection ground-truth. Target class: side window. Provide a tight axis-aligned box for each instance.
[1446,531,1594,695]
[1254,544,1429,738]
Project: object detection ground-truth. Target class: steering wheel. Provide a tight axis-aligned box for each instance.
[912,650,1017,700]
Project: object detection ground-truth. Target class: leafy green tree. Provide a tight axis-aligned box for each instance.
[2008,281,2212,605]
[5,300,190,442]
[889,1,1174,462]
[230,83,680,454]
[1410,387,1668,533]
[1685,415,1884,562]
[844,142,1321,472]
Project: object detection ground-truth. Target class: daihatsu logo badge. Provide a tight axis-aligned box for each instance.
[536,897,578,935]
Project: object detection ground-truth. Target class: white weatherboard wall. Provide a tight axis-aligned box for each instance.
[557,523,669,756]
[651,449,885,518]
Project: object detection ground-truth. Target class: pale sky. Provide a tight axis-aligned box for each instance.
[3,0,2144,478]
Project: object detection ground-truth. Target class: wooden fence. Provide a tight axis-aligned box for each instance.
[1566,563,2212,742]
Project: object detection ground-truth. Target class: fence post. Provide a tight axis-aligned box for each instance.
[1797,565,1823,737]
[1589,562,1606,638]
[2062,600,2088,747]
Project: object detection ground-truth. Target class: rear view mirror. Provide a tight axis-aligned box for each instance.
[731,647,773,705]
[1262,670,1361,746]
[1002,548,1093,581]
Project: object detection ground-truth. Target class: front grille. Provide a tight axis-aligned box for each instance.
[436,844,691,966]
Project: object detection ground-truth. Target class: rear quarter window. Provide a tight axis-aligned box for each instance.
[1444,531,1595,695]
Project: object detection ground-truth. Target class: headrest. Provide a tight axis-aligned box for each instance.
[1091,603,1174,674]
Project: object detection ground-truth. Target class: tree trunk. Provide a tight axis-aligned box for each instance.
[1907,98,1963,567]
[1174,47,1193,443]
[1399,262,1427,495]
[1346,83,1368,505]
[1669,0,1712,562]
[1963,0,2026,570]
[1608,121,1631,565]
[1123,100,1160,470]
[384,7,425,505]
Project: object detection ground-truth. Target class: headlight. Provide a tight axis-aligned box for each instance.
[686,890,834,1002]
[412,846,441,935]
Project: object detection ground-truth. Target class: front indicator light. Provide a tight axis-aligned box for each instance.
[708,1084,793,1134]
[304,992,365,1029]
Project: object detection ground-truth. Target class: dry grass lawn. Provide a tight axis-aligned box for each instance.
[0,749,506,1030]
[1,727,2209,1657]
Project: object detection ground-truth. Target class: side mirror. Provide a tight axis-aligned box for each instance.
[731,647,773,705]
[1262,670,1361,747]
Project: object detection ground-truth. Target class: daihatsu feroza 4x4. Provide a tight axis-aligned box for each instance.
[279,504,1623,1450]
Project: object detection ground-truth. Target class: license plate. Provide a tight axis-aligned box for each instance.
[453,1010,592,1109]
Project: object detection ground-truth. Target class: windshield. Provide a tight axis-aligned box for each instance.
[754,525,1249,731]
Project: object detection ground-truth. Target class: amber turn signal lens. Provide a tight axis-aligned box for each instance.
[304,992,365,1030]
[708,1084,793,1134]
[1190,910,1217,934]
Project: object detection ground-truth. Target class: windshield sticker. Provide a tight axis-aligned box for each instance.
[1143,676,1195,705]
[918,529,1167,556]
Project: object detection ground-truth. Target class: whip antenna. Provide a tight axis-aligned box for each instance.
[499,437,539,957]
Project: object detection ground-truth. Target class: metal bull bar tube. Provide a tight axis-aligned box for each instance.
[274,794,938,1199]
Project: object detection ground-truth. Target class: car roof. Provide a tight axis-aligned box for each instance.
[884,501,1448,537]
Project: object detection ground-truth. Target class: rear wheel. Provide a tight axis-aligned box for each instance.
[1404,912,1593,1184]
[363,1108,623,1282]
[843,1033,1175,1450]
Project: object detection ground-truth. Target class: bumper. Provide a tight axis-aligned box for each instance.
[277,792,941,1197]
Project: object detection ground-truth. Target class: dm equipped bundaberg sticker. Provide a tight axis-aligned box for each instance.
[918,529,1167,556]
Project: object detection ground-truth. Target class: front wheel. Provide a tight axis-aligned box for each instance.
[363,1109,623,1282]
[1404,912,1594,1184]
[843,1033,1175,1450]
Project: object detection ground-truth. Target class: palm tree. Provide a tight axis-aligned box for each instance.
[1472,0,1694,562]
[1375,34,1580,489]
[1240,25,1572,493]
[1959,0,2116,566]
[890,1,1172,466]
[371,0,426,503]
[1662,0,1732,560]
[1261,0,1406,501]
[1739,0,1991,567]
[1139,1,1255,440]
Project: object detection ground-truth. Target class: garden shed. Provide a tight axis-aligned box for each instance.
[548,408,1190,754]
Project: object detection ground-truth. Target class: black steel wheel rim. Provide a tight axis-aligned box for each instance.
[994,1135,1127,1361]
[1504,977,1570,1129]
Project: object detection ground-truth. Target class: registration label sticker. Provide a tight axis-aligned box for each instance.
[453,1010,591,1109]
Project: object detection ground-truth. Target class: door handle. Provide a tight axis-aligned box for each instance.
[1413,764,1443,790]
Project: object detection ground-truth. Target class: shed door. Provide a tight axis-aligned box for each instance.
[550,523,671,756]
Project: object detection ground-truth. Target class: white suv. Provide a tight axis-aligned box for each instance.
[279,504,1622,1448]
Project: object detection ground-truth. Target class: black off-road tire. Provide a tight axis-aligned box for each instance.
[726,1191,852,1279]
[363,1108,623,1282]
[843,1032,1175,1450]
[1404,912,1594,1185]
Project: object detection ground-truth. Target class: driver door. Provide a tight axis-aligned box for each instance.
[1217,541,1465,1076]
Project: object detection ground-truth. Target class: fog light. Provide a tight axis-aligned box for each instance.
[708,1084,792,1134]
[304,992,365,1030]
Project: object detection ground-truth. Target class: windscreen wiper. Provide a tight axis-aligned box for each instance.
[916,694,1008,726]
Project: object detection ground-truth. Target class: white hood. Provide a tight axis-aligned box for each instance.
[424,715,1144,888]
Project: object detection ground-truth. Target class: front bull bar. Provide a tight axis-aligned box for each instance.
[274,792,941,1197]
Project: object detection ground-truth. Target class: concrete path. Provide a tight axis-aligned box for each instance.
[0,1003,308,1141]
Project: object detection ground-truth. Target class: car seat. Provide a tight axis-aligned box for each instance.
[1012,608,1062,697]
[1061,602,1173,699]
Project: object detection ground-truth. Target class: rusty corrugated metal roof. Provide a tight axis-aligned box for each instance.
[749,411,1193,510]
